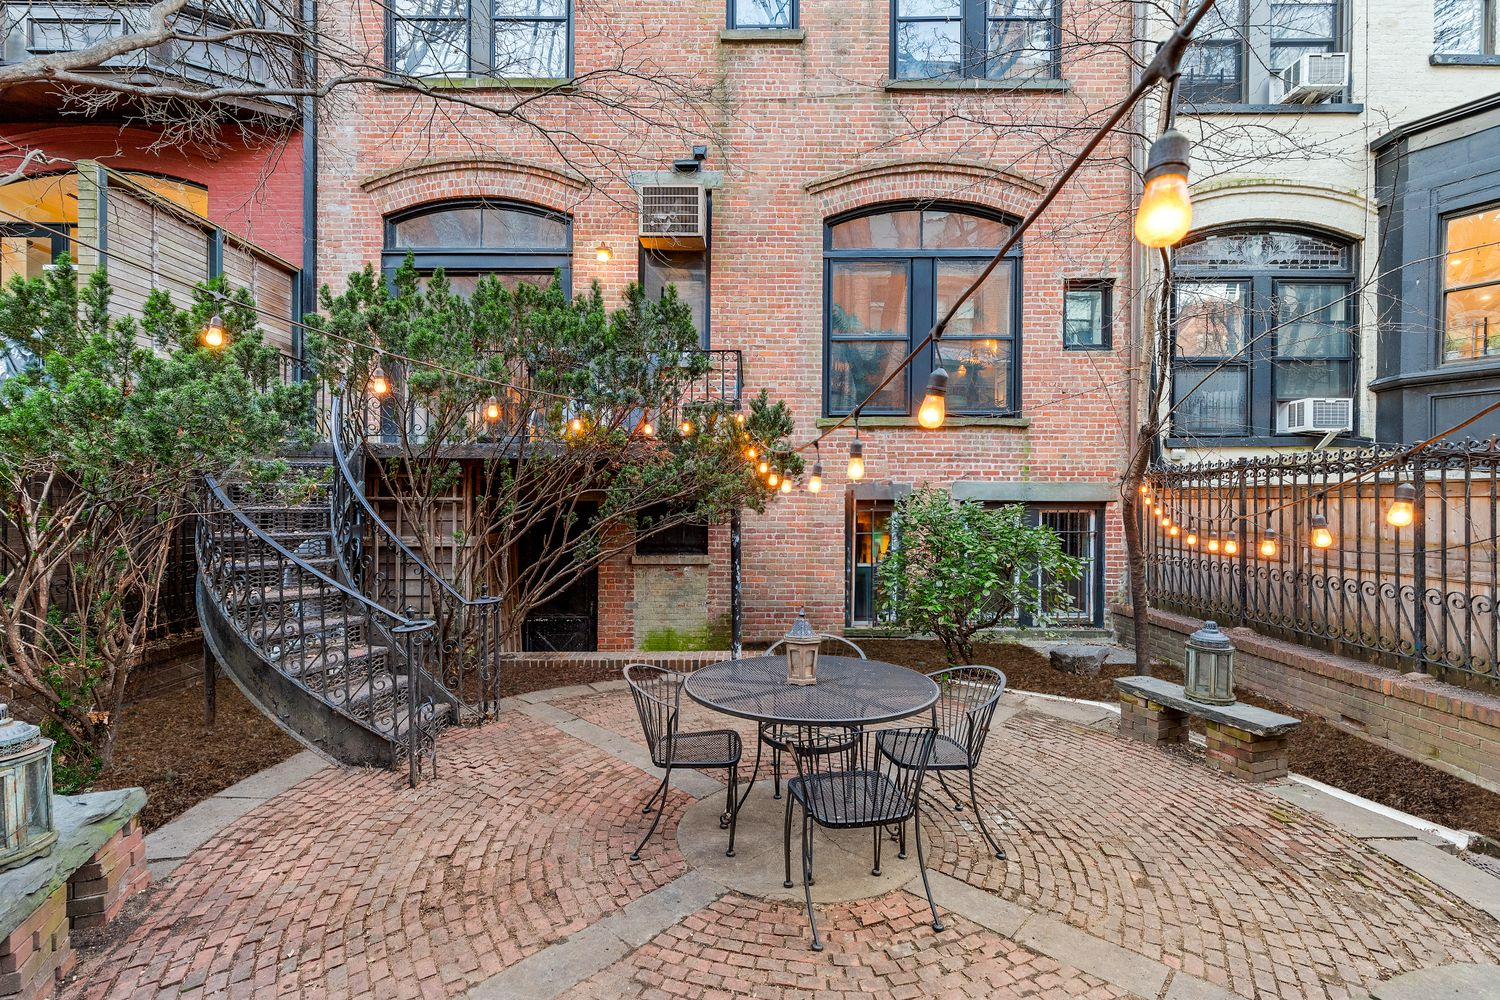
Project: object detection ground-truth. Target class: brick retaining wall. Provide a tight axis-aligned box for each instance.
[1113,604,1500,792]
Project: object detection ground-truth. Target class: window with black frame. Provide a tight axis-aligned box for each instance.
[383,200,572,293]
[825,204,1020,417]
[729,0,797,28]
[641,248,709,346]
[1063,279,1112,350]
[635,504,709,556]
[1170,228,1356,441]
[849,499,895,627]
[1179,0,1344,106]
[388,0,570,80]
[891,0,1058,81]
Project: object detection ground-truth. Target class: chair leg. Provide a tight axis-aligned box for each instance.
[898,821,907,860]
[735,733,763,816]
[783,795,795,889]
[773,746,782,800]
[911,804,943,934]
[725,765,739,858]
[802,812,822,951]
[630,765,672,861]
[935,769,965,811]
[642,768,669,814]
[871,824,882,877]
[966,767,1005,861]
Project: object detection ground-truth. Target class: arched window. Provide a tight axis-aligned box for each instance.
[824,203,1020,417]
[382,199,572,294]
[1171,227,1356,440]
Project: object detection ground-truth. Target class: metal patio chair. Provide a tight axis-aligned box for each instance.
[877,665,1008,860]
[753,634,867,801]
[781,725,942,951]
[624,663,742,861]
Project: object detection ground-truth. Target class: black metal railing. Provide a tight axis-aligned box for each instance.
[198,474,440,783]
[1142,439,1500,681]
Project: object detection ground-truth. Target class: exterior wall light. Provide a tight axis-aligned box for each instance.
[594,243,613,262]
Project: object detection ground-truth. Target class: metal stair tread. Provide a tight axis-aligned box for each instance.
[282,644,389,678]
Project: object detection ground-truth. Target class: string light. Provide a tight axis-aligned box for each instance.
[679,418,694,437]
[757,460,769,474]
[482,397,502,423]
[767,471,780,488]
[569,416,585,436]
[1386,482,1416,527]
[1154,505,1164,517]
[1257,528,1279,559]
[1159,515,1171,528]
[1135,129,1193,248]
[1185,529,1198,546]
[779,478,792,494]
[1222,531,1239,557]
[1168,523,1180,538]
[640,415,656,437]
[847,435,865,481]
[917,367,948,429]
[1309,514,1334,549]
[368,365,391,398]
[807,460,823,494]
[1206,537,1220,553]
[200,313,227,350]
[746,446,757,461]
[734,412,745,426]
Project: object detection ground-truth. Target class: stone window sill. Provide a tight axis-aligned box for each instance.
[1184,102,1363,115]
[720,28,805,42]
[815,415,1031,429]
[632,553,711,567]
[1431,53,1500,66]
[409,76,574,91]
[883,77,1069,93]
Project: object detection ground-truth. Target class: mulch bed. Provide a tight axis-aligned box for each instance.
[88,680,301,832]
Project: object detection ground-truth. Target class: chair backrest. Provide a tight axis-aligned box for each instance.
[783,725,936,825]
[624,663,683,767]
[929,666,1007,765]
[765,634,867,659]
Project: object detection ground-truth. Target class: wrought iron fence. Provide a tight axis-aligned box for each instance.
[1142,439,1500,681]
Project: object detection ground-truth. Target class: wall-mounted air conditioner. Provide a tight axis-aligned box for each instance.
[638,185,707,250]
[1278,397,1353,434]
[1270,52,1349,104]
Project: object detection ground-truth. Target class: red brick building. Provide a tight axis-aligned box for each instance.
[316,0,1138,649]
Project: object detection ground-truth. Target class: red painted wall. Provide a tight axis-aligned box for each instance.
[1,123,304,264]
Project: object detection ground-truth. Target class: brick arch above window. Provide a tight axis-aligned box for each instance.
[360,155,589,219]
[805,157,1043,223]
[1190,179,1373,243]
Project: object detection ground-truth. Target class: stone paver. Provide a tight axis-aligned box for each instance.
[59,685,1500,1000]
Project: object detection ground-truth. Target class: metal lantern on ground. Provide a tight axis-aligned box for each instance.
[1183,620,1236,706]
[0,704,57,872]
[783,609,821,686]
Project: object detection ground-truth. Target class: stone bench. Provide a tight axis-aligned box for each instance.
[1114,676,1301,783]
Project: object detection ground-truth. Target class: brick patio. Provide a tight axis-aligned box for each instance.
[60,685,1500,1000]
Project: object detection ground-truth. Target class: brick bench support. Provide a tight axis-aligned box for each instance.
[1115,676,1301,784]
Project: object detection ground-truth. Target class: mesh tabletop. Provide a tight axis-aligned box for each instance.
[683,655,939,727]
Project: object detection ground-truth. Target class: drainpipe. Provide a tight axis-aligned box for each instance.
[299,0,318,345]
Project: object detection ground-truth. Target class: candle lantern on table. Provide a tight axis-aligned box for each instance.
[783,609,821,686]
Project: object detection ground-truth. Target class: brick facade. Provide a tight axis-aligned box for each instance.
[1115,604,1500,790]
[317,0,1138,647]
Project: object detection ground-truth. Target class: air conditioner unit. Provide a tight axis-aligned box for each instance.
[1270,52,1349,105]
[638,185,707,250]
[1277,397,1353,434]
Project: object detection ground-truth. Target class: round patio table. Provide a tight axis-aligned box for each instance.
[683,655,939,728]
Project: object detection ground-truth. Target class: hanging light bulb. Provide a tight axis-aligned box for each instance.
[1309,514,1334,549]
[1185,530,1198,547]
[594,242,613,263]
[1223,531,1240,556]
[1386,482,1417,528]
[779,478,792,494]
[1206,537,1221,553]
[368,364,391,398]
[569,416,585,437]
[757,460,769,474]
[1168,523,1180,538]
[767,471,780,488]
[807,461,824,494]
[916,367,949,429]
[1135,129,1193,248]
[641,415,656,438]
[734,412,745,426]
[1154,505,1163,517]
[746,445,757,461]
[847,436,865,481]
[1138,483,1151,496]
[1159,515,1171,528]
[679,418,694,437]
[1258,528,1280,559]
[482,397,502,423]
[200,313,227,350]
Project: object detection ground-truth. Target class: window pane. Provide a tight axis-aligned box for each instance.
[829,211,921,250]
[481,206,569,248]
[1276,358,1351,398]
[830,341,907,411]
[732,0,793,26]
[921,210,1009,248]
[1064,288,1105,347]
[420,271,556,297]
[1270,41,1332,72]
[986,17,1054,79]
[494,20,567,76]
[1446,206,1500,289]
[990,0,1052,16]
[1175,281,1248,357]
[938,338,1010,411]
[393,0,466,14]
[0,235,54,285]
[1444,285,1500,361]
[1174,368,1248,435]
[391,19,468,77]
[1269,1,1335,40]
[895,20,962,78]
[393,207,483,247]
[643,250,707,340]
[831,261,908,336]
[1181,42,1242,103]
[935,260,1012,337]
[898,0,961,14]
[495,0,566,15]
[1435,0,1485,52]
[1275,282,1350,357]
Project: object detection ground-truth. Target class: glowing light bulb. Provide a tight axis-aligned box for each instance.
[1386,483,1416,528]
[734,412,745,425]
[679,419,693,437]
[847,438,865,481]
[594,242,613,263]
[1135,129,1193,248]
[779,478,792,493]
[1159,516,1171,528]
[1138,484,1151,495]
[1168,524,1180,538]
[1258,530,1279,559]
[757,460,769,474]
[807,462,823,494]
[200,313,227,350]
[569,416,584,436]
[1206,538,1220,553]
[767,472,780,488]
[483,397,502,423]
[1154,505,1163,517]
[1185,532,1198,546]
[746,446,757,461]
[641,419,655,438]
[1222,531,1240,557]
[916,368,949,429]
[1310,514,1334,549]
[368,366,391,398]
